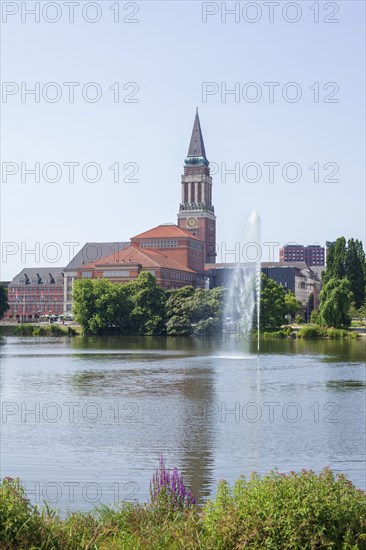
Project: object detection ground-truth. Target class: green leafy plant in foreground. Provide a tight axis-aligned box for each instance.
[203,468,366,549]
[1,468,365,549]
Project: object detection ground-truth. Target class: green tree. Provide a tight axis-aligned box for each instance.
[260,275,287,330]
[73,278,133,335]
[189,287,225,335]
[129,272,166,335]
[284,291,302,321]
[345,238,365,308]
[0,287,9,319]
[349,302,366,321]
[165,286,225,336]
[259,275,302,330]
[323,237,347,283]
[319,277,353,328]
[165,286,195,335]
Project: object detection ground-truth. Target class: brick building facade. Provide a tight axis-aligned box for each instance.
[5,268,64,320]
[280,244,325,266]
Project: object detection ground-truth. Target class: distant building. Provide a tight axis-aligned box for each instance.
[4,268,64,321]
[261,262,321,316]
[279,244,325,266]
[206,261,321,319]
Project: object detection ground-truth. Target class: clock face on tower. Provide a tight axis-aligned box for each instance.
[209,221,214,230]
[187,217,198,229]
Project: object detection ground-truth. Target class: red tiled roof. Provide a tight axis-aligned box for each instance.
[131,224,201,241]
[81,245,196,273]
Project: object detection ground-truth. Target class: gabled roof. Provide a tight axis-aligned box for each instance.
[81,245,196,273]
[9,268,65,287]
[132,224,201,241]
[65,242,130,271]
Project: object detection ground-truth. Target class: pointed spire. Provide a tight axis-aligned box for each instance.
[186,109,208,163]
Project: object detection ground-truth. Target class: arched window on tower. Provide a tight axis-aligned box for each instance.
[191,182,195,203]
[197,182,202,203]
[184,182,188,203]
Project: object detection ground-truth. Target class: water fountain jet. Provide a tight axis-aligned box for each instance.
[222,211,261,354]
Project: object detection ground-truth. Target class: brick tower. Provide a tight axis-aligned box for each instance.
[177,109,216,264]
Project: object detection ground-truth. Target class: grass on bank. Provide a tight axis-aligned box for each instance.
[261,325,359,340]
[1,468,366,549]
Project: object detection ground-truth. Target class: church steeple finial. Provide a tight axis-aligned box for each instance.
[186,109,208,165]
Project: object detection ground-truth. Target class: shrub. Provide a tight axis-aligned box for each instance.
[298,325,357,340]
[310,310,322,325]
[203,468,366,549]
[0,477,43,548]
[261,326,292,339]
[297,325,324,339]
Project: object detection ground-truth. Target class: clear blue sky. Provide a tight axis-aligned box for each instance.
[1,1,365,279]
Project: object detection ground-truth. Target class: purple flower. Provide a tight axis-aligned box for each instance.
[150,454,196,511]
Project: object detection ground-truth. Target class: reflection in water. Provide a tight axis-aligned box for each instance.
[326,380,366,390]
[0,335,365,512]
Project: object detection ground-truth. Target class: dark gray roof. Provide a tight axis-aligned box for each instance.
[261,261,310,270]
[205,261,314,272]
[9,268,65,287]
[187,109,207,159]
[65,242,130,271]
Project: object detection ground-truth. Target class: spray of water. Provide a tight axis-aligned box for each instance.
[223,211,261,353]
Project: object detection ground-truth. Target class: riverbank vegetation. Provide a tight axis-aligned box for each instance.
[5,236,365,338]
[72,271,363,340]
[1,464,365,549]
[14,324,78,337]
[72,273,301,337]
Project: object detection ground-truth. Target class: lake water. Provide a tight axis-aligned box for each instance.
[1,334,365,513]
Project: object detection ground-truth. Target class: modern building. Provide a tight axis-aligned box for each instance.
[279,244,325,266]
[5,268,64,321]
[205,261,321,318]
[261,262,321,315]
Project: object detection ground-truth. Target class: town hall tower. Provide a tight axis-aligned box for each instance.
[177,109,216,264]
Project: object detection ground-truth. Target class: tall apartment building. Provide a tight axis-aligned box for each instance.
[279,244,325,266]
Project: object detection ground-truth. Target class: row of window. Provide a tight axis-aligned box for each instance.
[11,304,63,312]
[103,271,130,277]
[10,298,63,302]
[171,272,193,281]
[183,182,211,204]
[297,282,314,289]
[11,286,63,292]
[140,240,178,248]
